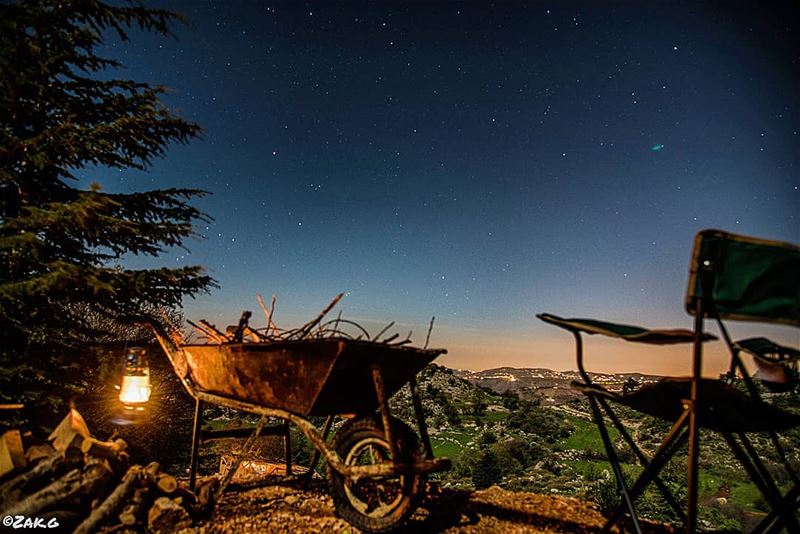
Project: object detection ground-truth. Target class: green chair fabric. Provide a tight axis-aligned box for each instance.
[686,229,800,326]
[537,313,716,344]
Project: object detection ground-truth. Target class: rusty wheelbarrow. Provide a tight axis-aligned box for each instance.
[147,321,451,532]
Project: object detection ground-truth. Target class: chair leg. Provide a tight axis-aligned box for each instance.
[740,434,785,504]
[769,432,800,487]
[686,305,705,534]
[600,399,686,522]
[586,395,643,534]
[604,410,690,531]
[724,433,800,534]
[756,485,800,534]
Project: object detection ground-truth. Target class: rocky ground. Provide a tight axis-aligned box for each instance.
[176,477,675,534]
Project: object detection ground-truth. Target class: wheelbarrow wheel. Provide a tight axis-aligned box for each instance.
[327,416,425,532]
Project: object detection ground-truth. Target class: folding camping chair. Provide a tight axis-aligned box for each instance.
[685,229,800,533]
[538,229,800,534]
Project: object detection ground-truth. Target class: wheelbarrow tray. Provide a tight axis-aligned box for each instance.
[178,338,445,416]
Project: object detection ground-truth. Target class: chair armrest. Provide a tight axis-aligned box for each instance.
[537,313,717,345]
[735,337,800,364]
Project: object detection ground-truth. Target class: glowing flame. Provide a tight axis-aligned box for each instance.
[119,375,151,405]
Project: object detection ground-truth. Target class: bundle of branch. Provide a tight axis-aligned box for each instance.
[0,408,213,533]
[189,292,431,348]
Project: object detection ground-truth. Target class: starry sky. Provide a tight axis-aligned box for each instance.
[82,1,799,375]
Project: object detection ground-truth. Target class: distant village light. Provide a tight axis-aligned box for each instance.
[119,347,151,409]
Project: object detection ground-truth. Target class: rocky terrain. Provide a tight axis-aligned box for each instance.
[181,477,674,534]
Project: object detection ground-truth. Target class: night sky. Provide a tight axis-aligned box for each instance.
[82,1,799,375]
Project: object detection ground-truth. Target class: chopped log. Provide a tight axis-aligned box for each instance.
[25,443,56,465]
[119,487,151,526]
[48,408,90,453]
[199,320,230,342]
[190,477,220,518]
[139,460,177,495]
[3,468,81,517]
[244,326,266,342]
[73,465,141,534]
[4,460,113,518]
[187,319,226,343]
[132,486,150,504]
[144,461,160,480]
[119,503,139,526]
[148,496,192,533]
[105,450,130,477]
[0,430,27,476]
[0,452,64,508]
[64,445,84,467]
[156,473,178,494]
[225,324,265,342]
[80,436,127,458]
[173,485,197,506]
[228,310,252,343]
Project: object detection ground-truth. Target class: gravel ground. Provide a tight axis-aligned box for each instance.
[177,477,676,534]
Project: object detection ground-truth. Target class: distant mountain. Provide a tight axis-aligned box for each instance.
[453,366,662,405]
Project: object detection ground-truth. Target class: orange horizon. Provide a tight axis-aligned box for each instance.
[435,331,762,378]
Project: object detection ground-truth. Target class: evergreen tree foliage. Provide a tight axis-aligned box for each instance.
[0,0,215,419]
[472,449,502,489]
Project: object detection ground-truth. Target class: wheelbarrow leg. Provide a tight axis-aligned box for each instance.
[190,397,203,491]
[283,420,292,476]
[409,376,434,459]
[371,364,397,459]
[304,415,335,483]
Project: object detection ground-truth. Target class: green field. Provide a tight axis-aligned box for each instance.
[561,415,617,453]
[430,430,473,459]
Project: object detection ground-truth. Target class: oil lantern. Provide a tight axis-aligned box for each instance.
[118,347,151,410]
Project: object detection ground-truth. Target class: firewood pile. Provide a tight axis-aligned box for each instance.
[0,408,218,533]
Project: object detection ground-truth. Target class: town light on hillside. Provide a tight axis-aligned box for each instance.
[119,347,151,410]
